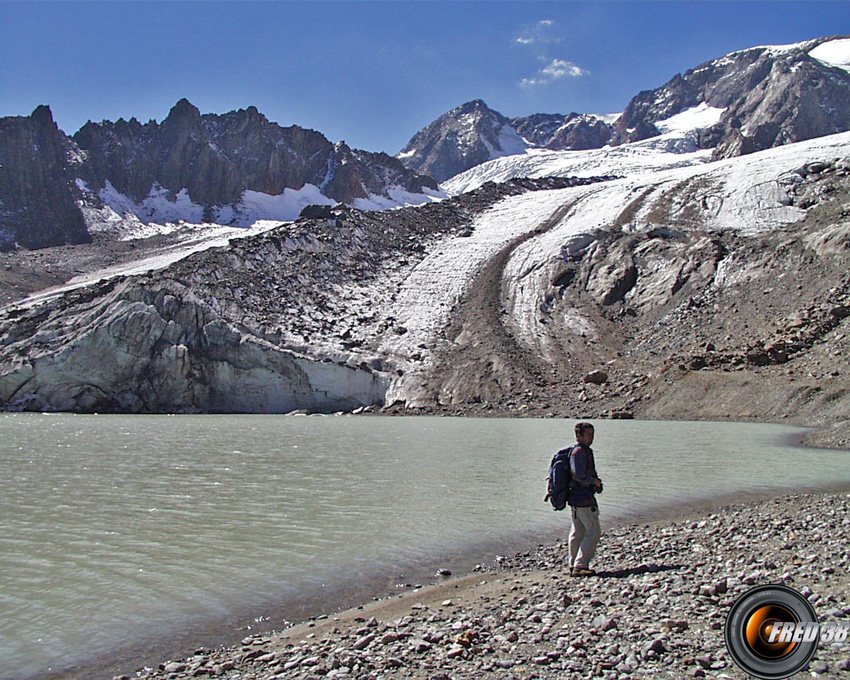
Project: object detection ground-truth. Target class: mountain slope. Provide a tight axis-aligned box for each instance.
[74,99,440,220]
[398,100,614,182]
[612,36,850,157]
[1,133,849,431]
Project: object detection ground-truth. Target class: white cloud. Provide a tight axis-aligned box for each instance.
[543,59,587,78]
[514,19,561,46]
[521,58,588,88]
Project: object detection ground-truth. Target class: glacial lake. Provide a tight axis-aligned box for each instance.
[1,414,849,680]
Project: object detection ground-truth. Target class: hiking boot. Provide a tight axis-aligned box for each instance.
[572,567,596,577]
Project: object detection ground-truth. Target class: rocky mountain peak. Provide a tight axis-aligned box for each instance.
[396,99,522,183]
[455,99,493,115]
[30,104,56,126]
[0,106,90,250]
[71,100,438,219]
[165,98,202,123]
[612,35,850,156]
[398,100,621,182]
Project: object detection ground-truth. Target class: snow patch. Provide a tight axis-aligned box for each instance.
[352,185,447,212]
[496,124,529,157]
[809,37,850,73]
[79,179,445,239]
[103,182,205,225]
[224,185,334,226]
[655,103,726,134]
[81,181,207,239]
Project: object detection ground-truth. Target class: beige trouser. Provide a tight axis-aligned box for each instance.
[569,505,601,569]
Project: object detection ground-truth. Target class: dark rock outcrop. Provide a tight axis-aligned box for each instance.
[510,112,613,151]
[0,106,90,251]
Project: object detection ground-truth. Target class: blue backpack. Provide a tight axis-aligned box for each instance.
[544,447,573,511]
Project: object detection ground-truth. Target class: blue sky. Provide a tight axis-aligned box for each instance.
[1,1,849,154]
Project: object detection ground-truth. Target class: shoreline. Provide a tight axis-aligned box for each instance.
[367,409,850,453]
[139,488,850,680]
[35,481,850,680]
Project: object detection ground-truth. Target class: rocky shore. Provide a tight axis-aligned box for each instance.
[111,490,850,680]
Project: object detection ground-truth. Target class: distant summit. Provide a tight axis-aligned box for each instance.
[397,100,526,183]
[399,35,850,182]
[398,100,613,182]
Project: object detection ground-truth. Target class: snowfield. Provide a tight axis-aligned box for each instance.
[442,134,715,196]
[809,37,850,73]
[76,178,446,240]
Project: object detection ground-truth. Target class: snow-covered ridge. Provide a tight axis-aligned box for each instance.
[442,103,729,195]
[76,179,445,241]
[721,36,850,68]
[809,37,850,73]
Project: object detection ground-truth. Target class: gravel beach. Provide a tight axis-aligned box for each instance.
[112,490,850,680]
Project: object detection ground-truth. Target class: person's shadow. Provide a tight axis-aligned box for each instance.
[592,563,685,578]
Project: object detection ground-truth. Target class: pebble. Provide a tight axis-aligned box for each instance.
[811,659,829,673]
[352,633,375,650]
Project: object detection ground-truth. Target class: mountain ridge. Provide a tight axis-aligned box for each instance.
[0,100,441,251]
[398,35,850,182]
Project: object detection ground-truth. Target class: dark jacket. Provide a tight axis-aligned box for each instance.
[569,443,599,508]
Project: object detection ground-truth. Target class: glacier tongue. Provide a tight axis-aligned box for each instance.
[385,131,850,409]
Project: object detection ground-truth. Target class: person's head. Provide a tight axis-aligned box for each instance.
[575,421,595,446]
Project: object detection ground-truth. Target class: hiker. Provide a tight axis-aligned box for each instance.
[568,421,603,577]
